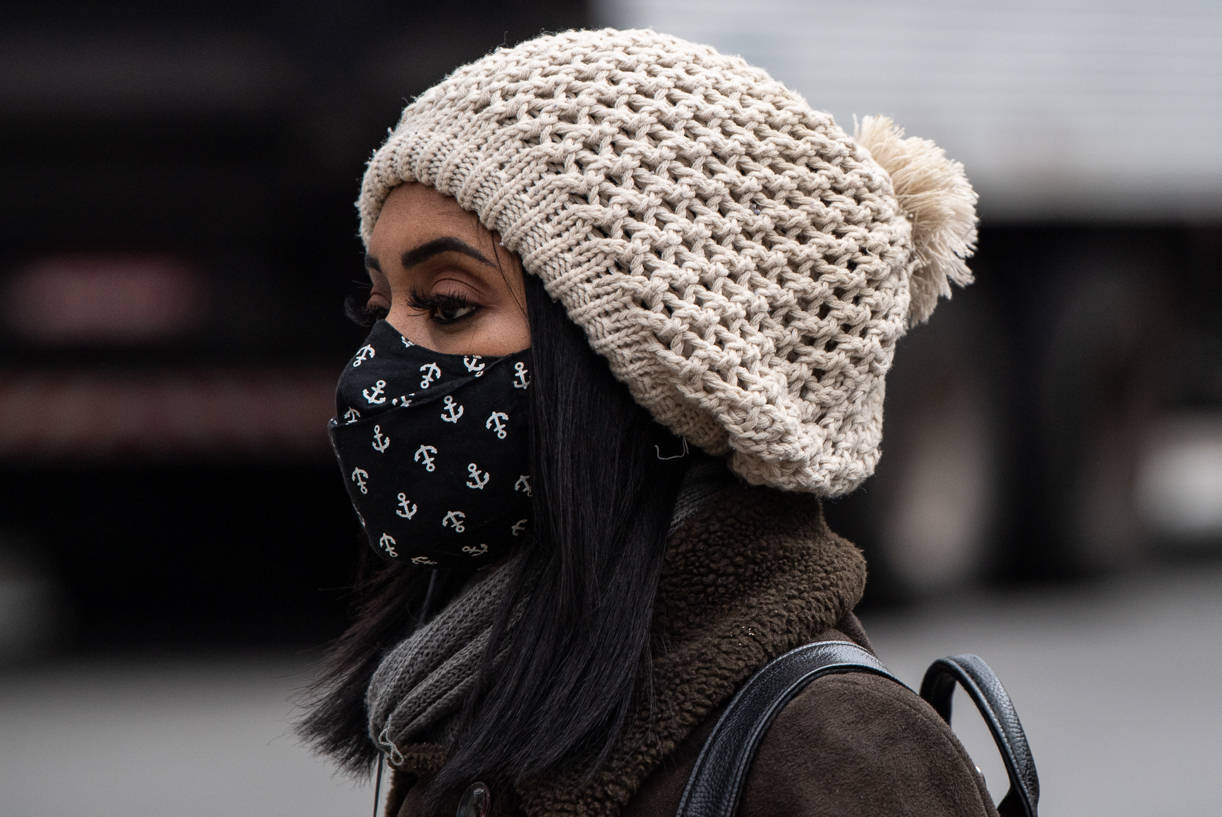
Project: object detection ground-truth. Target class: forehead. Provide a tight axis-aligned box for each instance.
[368,183,492,254]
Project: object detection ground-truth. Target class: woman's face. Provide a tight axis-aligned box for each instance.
[363,183,530,355]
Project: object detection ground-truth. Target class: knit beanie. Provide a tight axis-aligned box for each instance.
[358,28,977,495]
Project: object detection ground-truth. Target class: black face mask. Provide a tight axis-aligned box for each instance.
[328,320,533,567]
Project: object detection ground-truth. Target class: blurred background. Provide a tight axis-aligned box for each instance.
[1,1,1219,814]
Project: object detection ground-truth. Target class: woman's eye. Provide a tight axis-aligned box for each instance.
[433,301,477,323]
[407,290,479,325]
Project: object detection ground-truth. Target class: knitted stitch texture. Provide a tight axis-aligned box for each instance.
[358,28,977,495]
[366,559,520,761]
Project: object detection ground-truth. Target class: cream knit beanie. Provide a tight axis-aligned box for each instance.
[358,28,977,496]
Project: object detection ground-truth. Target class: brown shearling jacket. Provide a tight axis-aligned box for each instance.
[385,485,998,817]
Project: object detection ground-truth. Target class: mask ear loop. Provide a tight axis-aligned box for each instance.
[371,756,384,817]
[655,437,689,461]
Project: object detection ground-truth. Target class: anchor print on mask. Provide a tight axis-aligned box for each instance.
[514,474,533,496]
[363,379,387,405]
[463,355,486,377]
[411,555,438,566]
[353,344,376,367]
[465,463,489,490]
[462,543,489,557]
[378,532,399,558]
[371,425,390,453]
[413,444,437,472]
[419,362,441,389]
[512,361,531,390]
[351,467,370,495]
[442,510,466,532]
[485,411,508,439]
[511,519,528,537]
[395,493,417,519]
[440,395,464,424]
[461,354,486,378]
[343,407,361,424]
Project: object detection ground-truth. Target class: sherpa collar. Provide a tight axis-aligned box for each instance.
[386,482,867,817]
[516,484,866,817]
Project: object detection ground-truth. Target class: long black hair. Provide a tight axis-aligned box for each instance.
[298,273,686,803]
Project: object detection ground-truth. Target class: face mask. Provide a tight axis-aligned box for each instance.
[328,320,533,567]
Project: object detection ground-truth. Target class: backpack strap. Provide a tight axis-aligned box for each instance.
[920,655,1040,817]
[674,640,901,817]
[676,643,1040,817]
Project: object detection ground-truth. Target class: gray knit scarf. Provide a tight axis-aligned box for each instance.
[365,557,525,764]
[365,455,733,764]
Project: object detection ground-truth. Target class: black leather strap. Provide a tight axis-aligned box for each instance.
[675,641,902,817]
[676,644,1040,817]
[920,655,1040,817]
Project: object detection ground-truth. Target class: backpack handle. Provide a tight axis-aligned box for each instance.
[919,655,1040,817]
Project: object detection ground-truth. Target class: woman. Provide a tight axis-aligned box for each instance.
[301,28,989,817]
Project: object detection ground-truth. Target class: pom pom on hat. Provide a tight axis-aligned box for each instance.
[855,115,978,326]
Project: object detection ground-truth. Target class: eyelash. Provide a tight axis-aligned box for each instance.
[406,288,479,325]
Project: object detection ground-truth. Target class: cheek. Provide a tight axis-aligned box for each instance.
[383,305,425,344]
[487,256,530,354]
[486,306,531,355]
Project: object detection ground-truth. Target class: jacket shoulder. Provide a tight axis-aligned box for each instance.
[741,669,998,817]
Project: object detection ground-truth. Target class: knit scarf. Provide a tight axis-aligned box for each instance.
[365,556,524,763]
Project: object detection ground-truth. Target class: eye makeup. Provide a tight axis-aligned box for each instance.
[406,288,480,325]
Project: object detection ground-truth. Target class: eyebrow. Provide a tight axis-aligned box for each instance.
[363,237,497,274]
